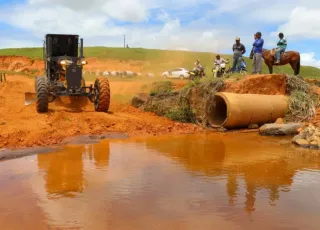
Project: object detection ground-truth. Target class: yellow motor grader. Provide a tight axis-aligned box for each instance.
[25,34,110,113]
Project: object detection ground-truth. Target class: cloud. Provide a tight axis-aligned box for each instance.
[301,52,320,68]
[0,0,319,61]
[275,7,320,39]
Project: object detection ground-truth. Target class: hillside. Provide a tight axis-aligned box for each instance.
[0,47,319,78]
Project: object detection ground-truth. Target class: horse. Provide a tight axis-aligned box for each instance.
[262,48,300,75]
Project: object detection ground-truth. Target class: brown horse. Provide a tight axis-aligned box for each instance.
[262,48,300,75]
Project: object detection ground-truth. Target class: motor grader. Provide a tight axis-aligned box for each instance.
[25,34,110,113]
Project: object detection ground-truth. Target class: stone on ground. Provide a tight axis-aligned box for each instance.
[292,124,320,149]
[131,93,149,108]
[259,123,303,136]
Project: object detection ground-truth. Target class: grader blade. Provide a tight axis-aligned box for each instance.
[24,92,37,105]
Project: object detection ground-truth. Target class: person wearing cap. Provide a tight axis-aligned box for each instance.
[232,37,246,72]
[275,32,287,64]
[252,32,264,74]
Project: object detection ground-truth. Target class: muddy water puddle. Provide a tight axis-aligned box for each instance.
[0,133,320,229]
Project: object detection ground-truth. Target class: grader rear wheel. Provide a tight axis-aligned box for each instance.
[94,77,110,112]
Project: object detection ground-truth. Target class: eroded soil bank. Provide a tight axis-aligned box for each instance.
[0,75,201,149]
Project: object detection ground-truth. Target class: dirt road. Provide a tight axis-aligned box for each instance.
[0,75,200,149]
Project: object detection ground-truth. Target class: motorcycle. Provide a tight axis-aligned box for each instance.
[188,66,205,80]
[212,63,227,78]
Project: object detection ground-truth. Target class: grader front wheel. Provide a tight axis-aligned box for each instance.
[94,78,110,112]
[36,76,49,113]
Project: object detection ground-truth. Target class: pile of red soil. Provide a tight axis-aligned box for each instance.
[223,74,287,95]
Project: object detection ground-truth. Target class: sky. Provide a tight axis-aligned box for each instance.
[0,0,319,68]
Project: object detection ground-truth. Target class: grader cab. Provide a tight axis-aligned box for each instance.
[25,34,110,113]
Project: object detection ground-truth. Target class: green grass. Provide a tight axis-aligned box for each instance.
[0,46,320,78]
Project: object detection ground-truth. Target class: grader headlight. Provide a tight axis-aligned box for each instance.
[59,59,73,66]
[81,60,87,65]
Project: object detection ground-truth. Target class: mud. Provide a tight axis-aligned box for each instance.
[0,132,128,161]
[0,75,201,149]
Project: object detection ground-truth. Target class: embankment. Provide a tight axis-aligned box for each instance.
[135,74,320,131]
[0,55,147,76]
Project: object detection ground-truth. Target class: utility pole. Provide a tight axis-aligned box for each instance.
[124,35,125,48]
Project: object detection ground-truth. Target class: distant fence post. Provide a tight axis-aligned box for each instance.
[0,73,6,82]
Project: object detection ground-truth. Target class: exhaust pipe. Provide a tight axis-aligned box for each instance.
[80,38,83,58]
[47,37,52,56]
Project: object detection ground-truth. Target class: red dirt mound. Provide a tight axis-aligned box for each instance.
[0,55,147,75]
[0,56,44,74]
[223,74,287,95]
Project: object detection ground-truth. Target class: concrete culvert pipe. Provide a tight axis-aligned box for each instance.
[206,92,288,129]
[122,71,134,77]
[102,71,109,76]
[110,71,119,76]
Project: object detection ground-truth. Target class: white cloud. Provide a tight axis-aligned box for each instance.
[275,7,320,38]
[0,0,319,60]
[301,52,320,68]
[156,10,170,22]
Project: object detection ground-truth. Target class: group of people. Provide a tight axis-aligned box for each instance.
[233,32,287,74]
[193,32,287,76]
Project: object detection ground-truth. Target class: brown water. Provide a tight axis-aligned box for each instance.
[1,133,320,230]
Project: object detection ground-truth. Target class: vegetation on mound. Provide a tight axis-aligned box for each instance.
[164,97,196,123]
[149,81,173,96]
[144,77,225,124]
[285,75,319,122]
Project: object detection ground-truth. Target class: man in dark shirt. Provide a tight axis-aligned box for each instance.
[232,37,246,72]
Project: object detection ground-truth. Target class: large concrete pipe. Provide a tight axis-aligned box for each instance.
[206,92,288,129]
[122,71,134,78]
[110,71,119,76]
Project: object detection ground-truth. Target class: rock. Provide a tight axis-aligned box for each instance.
[310,141,319,148]
[259,123,303,136]
[293,138,310,147]
[248,124,259,129]
[274,118,284,124]
[131,93,149,108]
[217,127,227,132]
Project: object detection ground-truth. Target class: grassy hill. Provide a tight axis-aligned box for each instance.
[0,47,319,78]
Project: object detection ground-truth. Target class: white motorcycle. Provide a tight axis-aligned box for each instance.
[212,62,227,78]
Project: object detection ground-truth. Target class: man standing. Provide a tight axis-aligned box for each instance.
[275,32,287,64]
[252,32,264,74]
[232,37,246,72]
[249,33,257,59]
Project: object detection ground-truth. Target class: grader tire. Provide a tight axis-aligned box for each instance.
[36,76,49,113]
[94,77,110,112]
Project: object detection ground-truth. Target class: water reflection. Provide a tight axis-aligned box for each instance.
[37,142,110,199]
[143,133,319,214]
[2,133,320,229]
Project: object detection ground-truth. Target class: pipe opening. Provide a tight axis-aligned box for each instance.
[207,94,227,127]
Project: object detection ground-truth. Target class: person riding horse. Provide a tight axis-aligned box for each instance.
[275,32,287,64]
